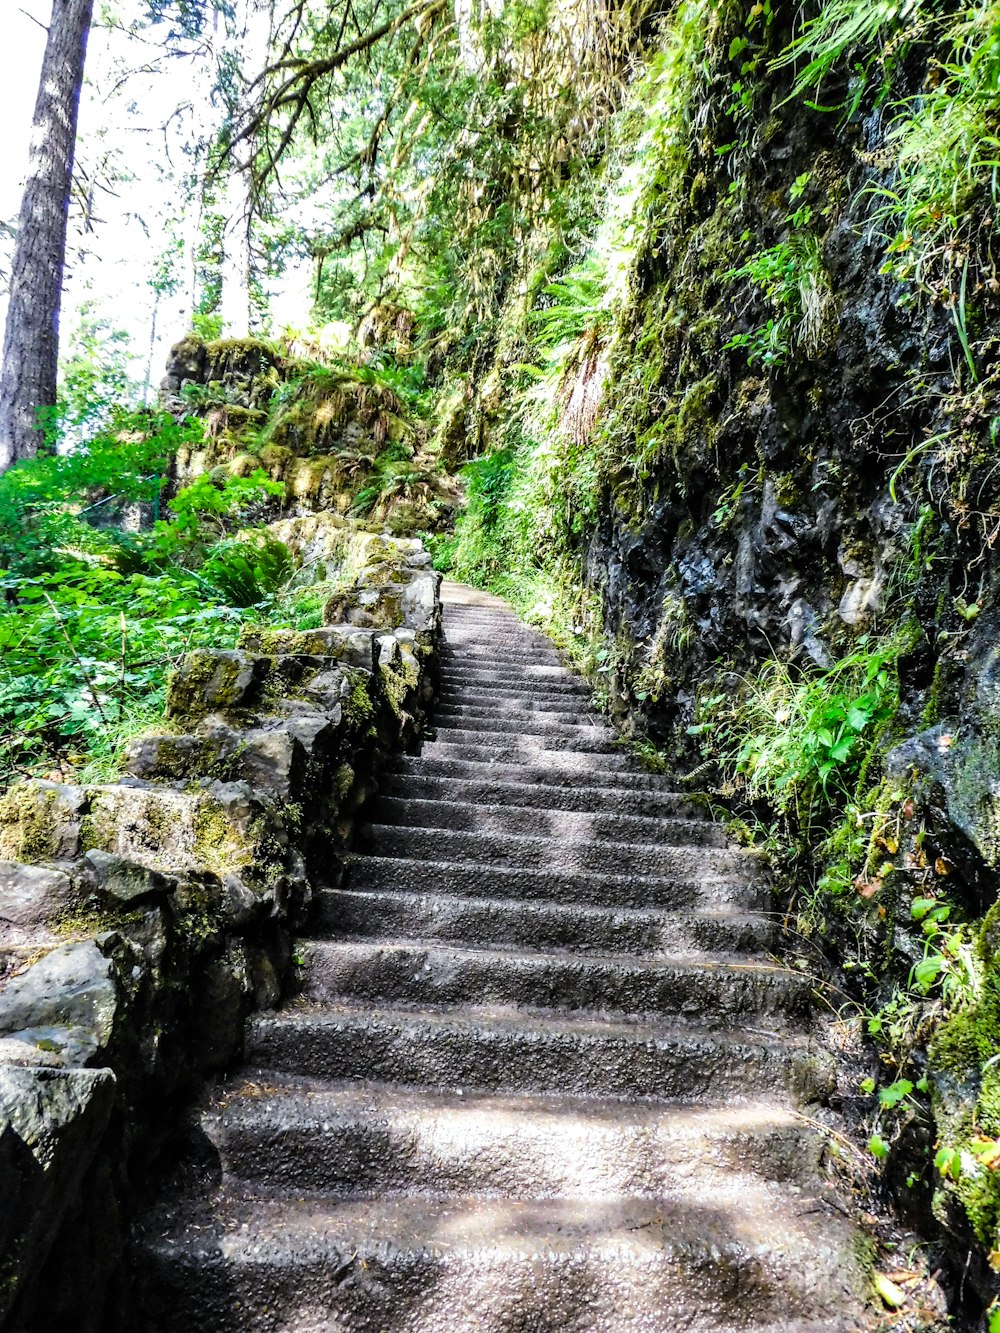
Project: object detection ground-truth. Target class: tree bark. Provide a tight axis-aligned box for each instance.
[0,0,95,473]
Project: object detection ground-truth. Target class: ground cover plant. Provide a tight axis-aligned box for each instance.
[0,407,320,786]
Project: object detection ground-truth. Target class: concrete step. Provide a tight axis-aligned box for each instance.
[361,823,756,880]
[439,664,582,687]
[390,753,671,790]
[371,795,727,847]
[431,710,609,737]
[436,692,587,714]
[441,639,563,658]
[200,1079,827,1197]
[316,886,778,955]
[428,726,620,753]
[136,1189,864,1333]
[295,939,813,1025]
[380,771,703,816]
[344,854,763,911]
[246,1002,830,1102]
[420,738,641,767]
[439,677,590,699]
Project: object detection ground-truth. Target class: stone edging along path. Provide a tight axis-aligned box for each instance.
[0,514,442,1332]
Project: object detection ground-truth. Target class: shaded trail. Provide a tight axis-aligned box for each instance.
[134,582,869,1331]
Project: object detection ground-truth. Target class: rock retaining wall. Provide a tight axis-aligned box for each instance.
[0,521,442,1332]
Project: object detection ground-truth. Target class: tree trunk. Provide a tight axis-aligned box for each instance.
[0,0,95,474]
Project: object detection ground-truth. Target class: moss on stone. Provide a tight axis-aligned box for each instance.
[0,783,65,863]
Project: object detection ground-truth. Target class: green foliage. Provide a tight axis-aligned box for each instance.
[0,409,195,576]
[724,181,828,368]
[713,634,905,824]
[774,0,924,109]
[198,537,297,608]
[153,469,285,561]
[874,2,1000,303]
[0,565,243,784]
[0,417,309,784]
[529,259,609,351]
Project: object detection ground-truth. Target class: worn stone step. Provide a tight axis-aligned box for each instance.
[361,823,755,880]
[380,771,702,816]
[344,854,763,911]
[437,692,587,714]
[136,1189,864,1333]
[315,886,777,954]
[439,663,580,685]
[295,939,812,1025]
[429,725,619,753]
[440,650,565,669]
[246,1002,828,1102]
[372,795,728,847]
[420,738,641,767]
[435,706,602,732]
[429,712,614,738]
[391,753,671,791]
[200,1079,827,1197]
[439,674,590,697]
[441,635,562,653]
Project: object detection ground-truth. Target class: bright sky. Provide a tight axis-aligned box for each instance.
[1,5,47,221]
[0,2,311,399]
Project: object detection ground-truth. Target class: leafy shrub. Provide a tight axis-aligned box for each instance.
[199,537,297,608]
[0,409,196,576]
[0,565,243,784]
[711,634,906,827]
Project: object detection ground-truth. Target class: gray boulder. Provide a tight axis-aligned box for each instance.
[0,862,76,926]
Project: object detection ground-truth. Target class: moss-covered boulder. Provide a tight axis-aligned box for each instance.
[165,650,268,720]
[0,783,87,865]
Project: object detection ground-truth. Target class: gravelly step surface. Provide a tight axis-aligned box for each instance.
[389,752,676,790]
[295,938,814,1024]
[381,769,704,815]
[372,794,729,846]
[316,885,779,953]
[132,581,869,1331]
[197,1079,826,1194]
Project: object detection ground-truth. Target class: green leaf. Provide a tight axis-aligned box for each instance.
[873,1273,906,1309]
[911,897,938,921]
[868,1134,890,1159]
[879,1079,914,1108]
[914,955,944,991]
[935,1146,962,1181]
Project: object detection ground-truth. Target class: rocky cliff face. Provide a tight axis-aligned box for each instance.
[161,333,458,534]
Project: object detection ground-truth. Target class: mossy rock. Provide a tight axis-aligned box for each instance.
[0,782,86,864]
[165,650,268,720]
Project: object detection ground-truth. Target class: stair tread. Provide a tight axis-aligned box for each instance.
[363,824,755,880]
[206,1073,804,1130]
[325,882,772,927]
[300,934,796,978]
[374,794,721,840]
[346,851,758,890]
[381,771,701,812]
[138,1185,864,1333]
[254,997,812,1050]
[392,753,679,789]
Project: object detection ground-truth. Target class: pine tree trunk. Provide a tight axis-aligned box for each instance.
[0,0,94,473]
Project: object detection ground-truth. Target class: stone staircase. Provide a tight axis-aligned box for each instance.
[134,583,869,1332]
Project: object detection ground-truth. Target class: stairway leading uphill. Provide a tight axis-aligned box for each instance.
[136,582,869,1332]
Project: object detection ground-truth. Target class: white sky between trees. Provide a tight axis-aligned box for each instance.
[1,1,309,404]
